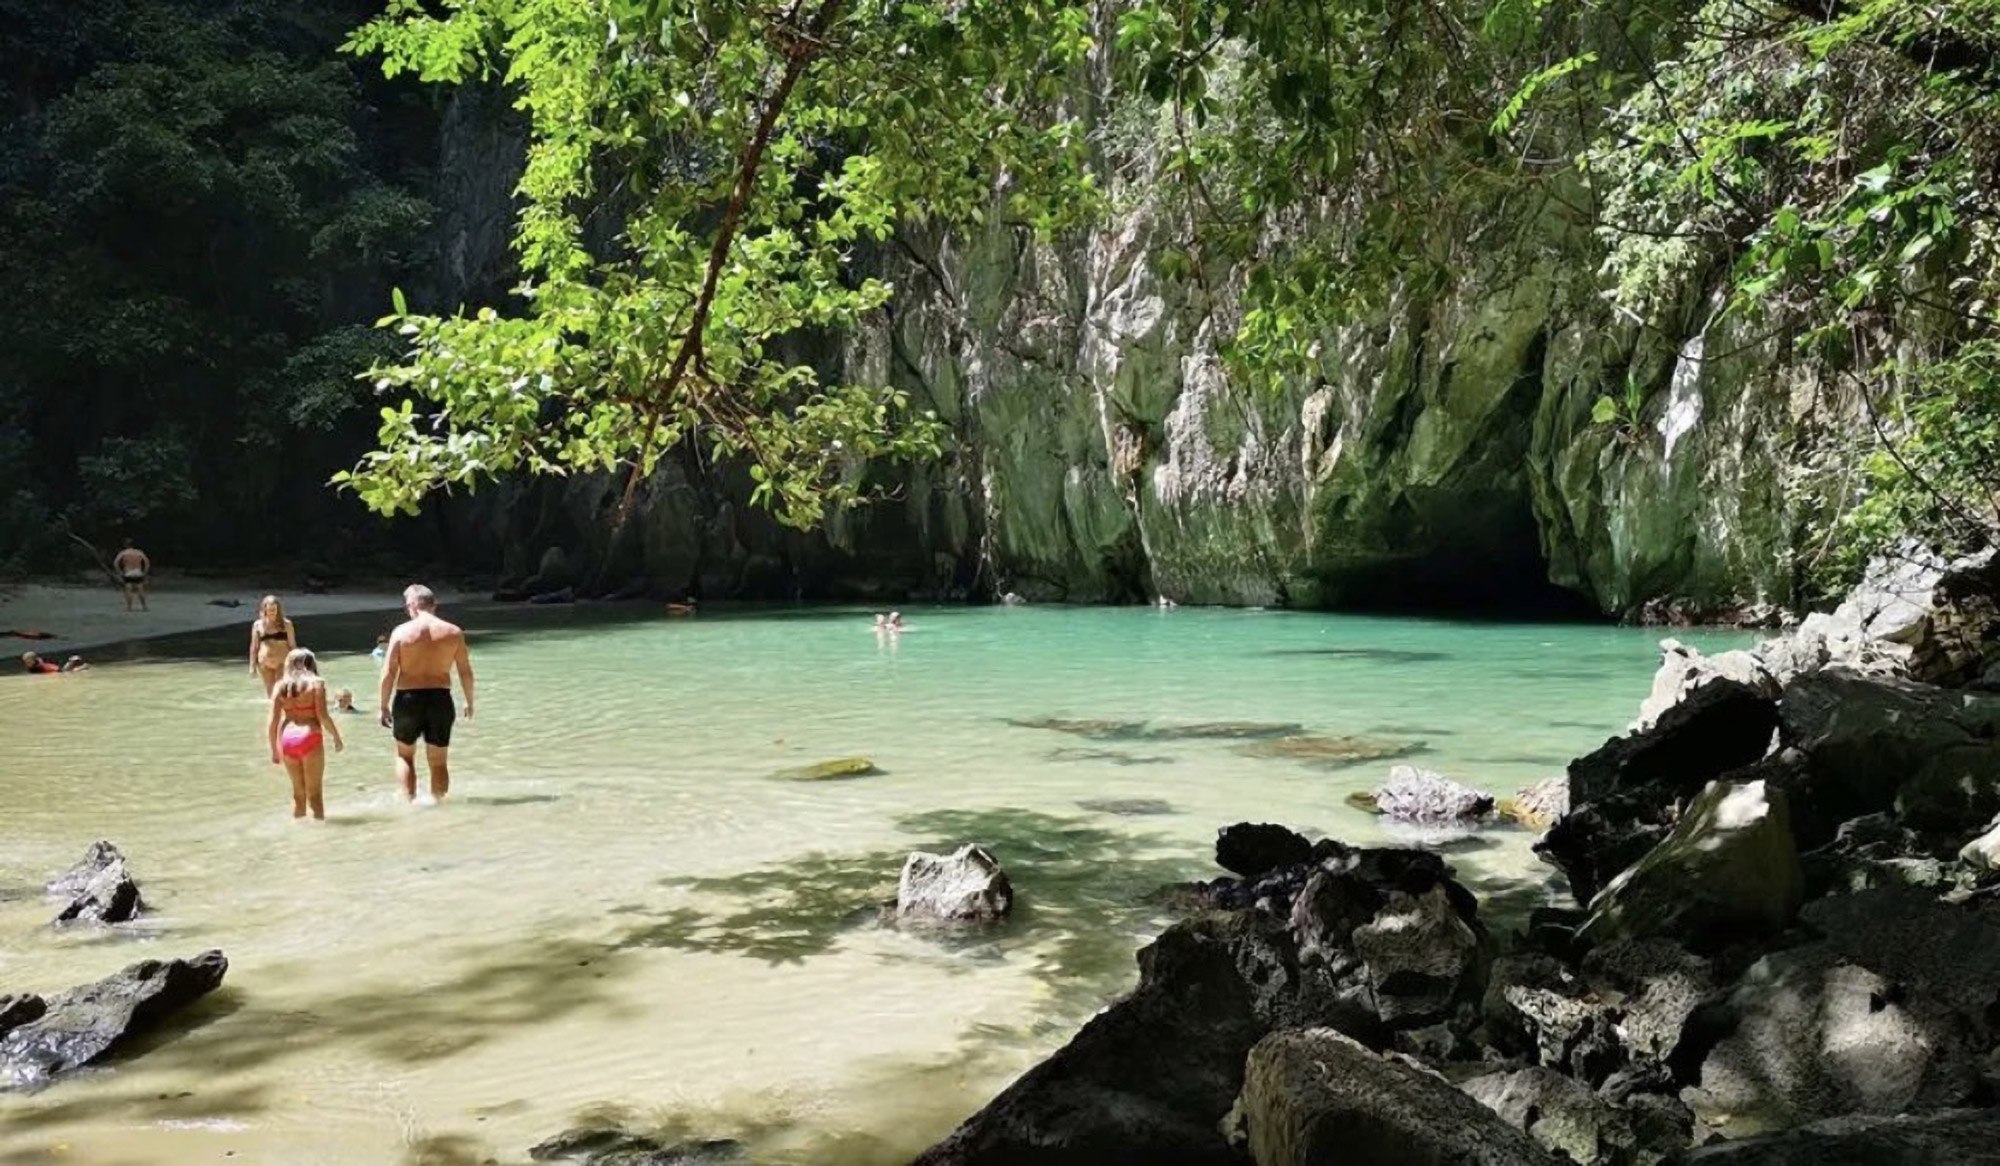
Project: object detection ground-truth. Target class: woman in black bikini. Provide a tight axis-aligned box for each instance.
[248,594,297,695]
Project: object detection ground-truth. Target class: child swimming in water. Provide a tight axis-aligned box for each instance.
[334,688,358,713]
[267,648,343,819]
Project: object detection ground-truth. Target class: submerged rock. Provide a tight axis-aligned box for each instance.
[1235,1028,1558,1166]
[1144,721,1306,740]
[1236,734,1424,768]
[1215,823,1314,878]
[1371,765,1495,825]
[1,950,228,1087]
[47,840,145,926]
[895,845,1013,923]
[774,757,881,781]
[1005,716,1148,740]
[1579,780,1804,954]
[1077,797,1177,816]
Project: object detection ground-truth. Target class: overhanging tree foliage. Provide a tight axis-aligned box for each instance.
[344,0,1999,586]
[341,0,1101,529]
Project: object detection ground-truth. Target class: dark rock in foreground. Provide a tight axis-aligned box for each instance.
[911,913,1287,1166]
[1566,679,1778,810]
[0,995,48,1038]
[1682,1108,2000,1164]
[529,1126,744,1164]
[1578,779,1804,954]
[1460,1066,1652,1166]
[1781,671,2000,837]
[47,840,146,926]
[1216,823,1313,878]
[896,845,1013,923]
[0,950,227,1087]
[1236,1027,1557,1165]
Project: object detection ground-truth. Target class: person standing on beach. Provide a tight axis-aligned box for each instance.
[112,539,150,612]
[378,584,474,803]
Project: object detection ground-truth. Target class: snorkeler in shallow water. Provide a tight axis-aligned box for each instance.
[268,648,343,820]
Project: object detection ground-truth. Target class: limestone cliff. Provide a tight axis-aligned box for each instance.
[445,68,1823,619]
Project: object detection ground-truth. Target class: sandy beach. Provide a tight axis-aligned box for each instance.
[0,576,461,658]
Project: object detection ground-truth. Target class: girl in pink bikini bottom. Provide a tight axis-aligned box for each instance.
[267,648,344,819]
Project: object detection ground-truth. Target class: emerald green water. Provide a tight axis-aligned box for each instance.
[0,603,1750,1164]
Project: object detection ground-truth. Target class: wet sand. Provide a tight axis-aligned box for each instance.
[0,578,462,658]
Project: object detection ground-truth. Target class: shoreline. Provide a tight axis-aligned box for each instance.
[0,577,466,659]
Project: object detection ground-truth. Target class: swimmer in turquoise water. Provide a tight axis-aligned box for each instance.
[267,648,342,819]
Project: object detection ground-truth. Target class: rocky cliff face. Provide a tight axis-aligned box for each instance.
[442,64,1820,619]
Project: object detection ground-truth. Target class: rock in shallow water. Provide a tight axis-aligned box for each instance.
[895,845,1013,923]
[774,757,881,781]
[1499,775,1569,832]
[1,950,227,1087]
[1371,764,1494,825]
[47,840,146,926]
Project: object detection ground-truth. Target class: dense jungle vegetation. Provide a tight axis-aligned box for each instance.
[4,0,1996,593]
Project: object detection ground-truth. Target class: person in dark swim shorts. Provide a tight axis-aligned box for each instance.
[378,584,474,803]
[391,687,456,748]
[112,539,150,612]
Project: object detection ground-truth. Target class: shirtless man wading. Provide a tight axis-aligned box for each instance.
[379,584,475,802]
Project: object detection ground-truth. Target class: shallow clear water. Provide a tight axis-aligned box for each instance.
[0,603,1750,1164]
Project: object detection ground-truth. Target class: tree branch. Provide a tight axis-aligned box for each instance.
[613,0,847,529]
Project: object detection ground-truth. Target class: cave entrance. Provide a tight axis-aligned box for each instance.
[1323,496,1600,620]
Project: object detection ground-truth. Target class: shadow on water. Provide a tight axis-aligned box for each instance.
[613,808,1206,1021]
[0,933,646,1137]
[1260,647,1450,664]
[1047,747,1175,767]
